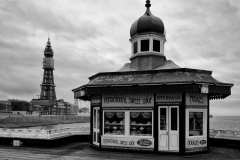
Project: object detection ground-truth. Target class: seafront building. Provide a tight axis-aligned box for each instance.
[72,0,233,155]
[0,99,79,116]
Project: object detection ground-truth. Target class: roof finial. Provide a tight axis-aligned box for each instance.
[145,0,151,9]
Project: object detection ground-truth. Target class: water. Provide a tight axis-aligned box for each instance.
[210,116,240,131]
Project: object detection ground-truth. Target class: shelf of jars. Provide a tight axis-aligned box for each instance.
[104,121,124,135]
[130,121,152,136]
[105,121,124,125]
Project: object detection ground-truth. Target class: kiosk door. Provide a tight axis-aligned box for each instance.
[93,107,100,146]
[158,106,179,151]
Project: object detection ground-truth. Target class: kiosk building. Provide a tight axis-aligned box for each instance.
[72,0,233,154]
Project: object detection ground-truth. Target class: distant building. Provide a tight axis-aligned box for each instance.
[0,100,12,113]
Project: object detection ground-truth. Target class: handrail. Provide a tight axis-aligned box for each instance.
[0,127,90,139]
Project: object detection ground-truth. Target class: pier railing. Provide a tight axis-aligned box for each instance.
[0,115,90,124]
[210,129,240,140]
[0,127,90,140]
[1,128,239,141]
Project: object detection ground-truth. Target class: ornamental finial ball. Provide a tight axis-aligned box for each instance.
[145,0,151,9]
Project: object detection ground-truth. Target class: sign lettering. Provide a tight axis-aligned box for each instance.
[103,138,135,145]
[186,93,207,106]
[137,139,152,146]
[190,96,204,103]
[102,95,154,107]
[101,136,154,148]
[156,94,182,105]
[187,138,207,148]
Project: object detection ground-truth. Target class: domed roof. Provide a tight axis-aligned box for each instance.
[130,1,165,37]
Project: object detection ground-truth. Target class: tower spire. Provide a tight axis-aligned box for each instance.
[44,37,54,58]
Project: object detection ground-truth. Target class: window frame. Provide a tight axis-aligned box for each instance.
[103,110,126,137]
[102,110,153,138]
[129,111,153,137]
[133,41,138,54]
[153,39,161,52]
[186,109,207,138]
[140,39,150,52]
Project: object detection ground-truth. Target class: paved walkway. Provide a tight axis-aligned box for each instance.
[0,142,240,160]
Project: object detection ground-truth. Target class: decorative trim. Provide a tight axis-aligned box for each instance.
[186,106,207,109]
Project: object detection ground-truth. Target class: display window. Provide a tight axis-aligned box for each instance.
[103,110,153,137]
[104,112,125,135]
[189,112,203,136]
[130,112,152,136]
[186,109,207,138]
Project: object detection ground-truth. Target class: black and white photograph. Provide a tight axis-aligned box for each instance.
[0,0,240,159]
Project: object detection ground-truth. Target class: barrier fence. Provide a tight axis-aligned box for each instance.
[0,127,90,140]
[0,115,90,124]
[210,129,240,140]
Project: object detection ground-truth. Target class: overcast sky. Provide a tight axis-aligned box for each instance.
[0,0,239,116]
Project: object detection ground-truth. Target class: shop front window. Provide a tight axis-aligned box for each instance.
[130,112,152,136]
[104,112,125,135]
[189,112,203,136]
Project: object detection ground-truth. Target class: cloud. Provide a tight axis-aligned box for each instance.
[0,0,239,116]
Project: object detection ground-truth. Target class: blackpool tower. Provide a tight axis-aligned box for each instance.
[40,38,57,101]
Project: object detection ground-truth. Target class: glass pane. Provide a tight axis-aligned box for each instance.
[134,42,138,54]
[141,39,149,51]
[171,108,177,130]
[97,132,100,143]
[130,112,152,136]
[93,132,96,142]
[93,109,96,128]
[160,108,167,130]
[97,109,100,129]
[104,112,125,135]
[189,112,203,136]
[153,40,160,52]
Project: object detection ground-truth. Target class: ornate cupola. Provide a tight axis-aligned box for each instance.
[44,38,54,58]
[129,0,166,70]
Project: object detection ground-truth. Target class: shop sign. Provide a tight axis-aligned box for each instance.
[186,138,207,150]
[137,139,152,146]
[102,95,154,107]
[156,94,182,105]
[186,93,208,106]
[91,97,101,106]
[101,136,154,149]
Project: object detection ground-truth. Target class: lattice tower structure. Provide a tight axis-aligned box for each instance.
[40,38,57,101]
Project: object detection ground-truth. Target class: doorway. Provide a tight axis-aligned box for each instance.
[93,107,100,146]
[158,106,179,151]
